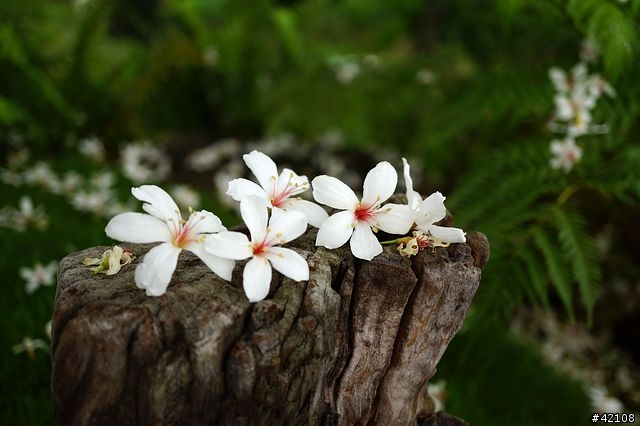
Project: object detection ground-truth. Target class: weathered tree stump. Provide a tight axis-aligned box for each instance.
[51,228,489,426]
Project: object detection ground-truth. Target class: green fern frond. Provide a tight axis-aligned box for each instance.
[550,205,601,324]
[531,226,575,320]
[566,0,638,77]
[518,244,551,310]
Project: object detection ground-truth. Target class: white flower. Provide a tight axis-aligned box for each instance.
[312,161,414,260]
[71,189,116,217]
[589,386,624,413]
[0,196,49,231]
[83,245,134,275]
[105,185,233,296]
[22,162,59,191]
[427,380,447,413]
[169,184,201,209]
[416,69,436,85]
[336,61,360,84]
[19,261,57,294]
[227,150,329,228]
[550,138,582,173]
[185,138,241,172]
[205,195,309,303]
[12,337,49,358]
[78,137,106,162]
[402,158,466,245]
[121,141,171,183]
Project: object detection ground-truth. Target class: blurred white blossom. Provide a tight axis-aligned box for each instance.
[169,184,201,209]
[121,141,171,183]
[22,162,59,191]
[78,137,106,162]
[186,139,241,172]
[19,261,57,294]
[0,196,48,231]
[589,386,624,413]
[550,138,582,173]
[12,337,49,359]
[427,380,447,413]
[416,69,436,85]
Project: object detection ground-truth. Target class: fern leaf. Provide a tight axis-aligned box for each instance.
[531,226,575,320]
[550,206,601,324]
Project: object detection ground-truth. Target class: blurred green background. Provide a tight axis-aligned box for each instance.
[1,0,639,424]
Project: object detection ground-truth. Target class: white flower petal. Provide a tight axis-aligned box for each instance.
[243,150,278,194]
[240,195,268,243]
[243,257,272,302]
[415,191,447,226]
[361,161,397,206]
[283,199,329,228]
[315,210,355,249]
[375,203,415,235]
[131,185,181,223]
[187,242,235,280]
[421,225,466,244]
[267,209,307,244]
[274,168,309,199]
[264,247,309,281]
[402,158,422,210]
[106,212,172,243]
[134,243,180,296]
[311,175,359,210]
[185,210,226,235]
[226,178,268,202]
[350,221,382,260]
[204,231,253,260]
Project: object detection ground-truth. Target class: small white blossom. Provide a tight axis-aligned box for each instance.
[105,185,233,296]
[0,169,23,186]
[78,137,106,162]
[589,386,624,413]
[22,162,59,191]
[0,196,49,231]
[83,245,134,275]
[205,196,309,303]
[12,337,49,359]
[170,184,201,209]
[427,380,447,413]
[416,69,436,85]
[402,158,466,245]
[312,161,414,260]
[19,261,57,294]
[550,138,582,173]
[227,150,328,228]
[185,139,241,172]
[121,141,171,183]
[203,46,219,67]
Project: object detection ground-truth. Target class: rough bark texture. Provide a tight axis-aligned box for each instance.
[51,228,489,426]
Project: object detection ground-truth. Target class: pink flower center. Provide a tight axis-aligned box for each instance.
[252,239,268,255]
[354,203,376,223]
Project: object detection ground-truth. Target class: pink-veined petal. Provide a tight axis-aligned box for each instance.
[315,210,355,249]
[421,225,466,244]
[311,175,359,210]
[361,161,397,206]
[267,209,307,245]
[106,212,171,243]
[187,242,235,280]
[264,246,309,281]
[402,158,422,210]
[134,243,180,296]
[283,198,329,228]
[375,203,415,235]
[226,178,269,203]
[184,210,226,235]
[415,191,447,227]
[131,185,181,223]
[350,221,382,261]
[243,150,278,194]
[240,195,268,244]
[204,231,253,260]
[243,257,272,302]
[274,168,309,199]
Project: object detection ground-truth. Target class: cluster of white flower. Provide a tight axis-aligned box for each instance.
[0,196,49,232]
[105,150,465,302]
[120,140,172,183]
[548,40,615,173]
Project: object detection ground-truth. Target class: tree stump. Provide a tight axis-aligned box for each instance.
[51,228,489,426]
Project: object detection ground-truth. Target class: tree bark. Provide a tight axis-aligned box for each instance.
[51,228,489,425]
